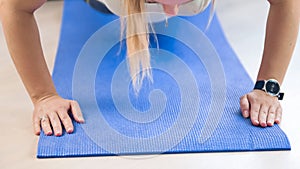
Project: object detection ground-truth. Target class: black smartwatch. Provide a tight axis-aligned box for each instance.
[254,79,284,100]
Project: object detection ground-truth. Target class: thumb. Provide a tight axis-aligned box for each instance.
[240,94,250,118]
[70,100,85,123]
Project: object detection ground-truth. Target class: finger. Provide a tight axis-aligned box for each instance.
[240,95,250,118]
[267,106,276,126]
[41,115,53,136]
[249,102,260,126]
[258,105,269,127]
[275,106,282,124]
[57,110,74,134]
[48,112,63,136]
[33,112,41,135]
[70,101,85,123]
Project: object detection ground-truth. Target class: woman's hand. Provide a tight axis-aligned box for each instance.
[240,90,282,127]
[32,95,85,136]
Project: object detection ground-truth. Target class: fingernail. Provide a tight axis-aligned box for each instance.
[55,132,62,136]
[46,131,52,136]
[67,128,73,133]
[243,111,249,117]
[267,121,274,126]
[79,117,85,123]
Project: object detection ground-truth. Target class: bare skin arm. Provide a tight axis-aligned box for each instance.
[1,0,298,137]
[240,0,300,127]
[0,0,84,136]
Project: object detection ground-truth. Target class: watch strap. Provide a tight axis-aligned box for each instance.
[278,93,284,100]
[254,80,265,90]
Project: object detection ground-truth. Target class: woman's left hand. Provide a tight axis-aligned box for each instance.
[240,90,282,127]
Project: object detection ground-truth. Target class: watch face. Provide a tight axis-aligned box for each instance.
[266,80,280,96]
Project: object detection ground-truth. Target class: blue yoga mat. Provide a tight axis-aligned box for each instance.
[37,0,290,158]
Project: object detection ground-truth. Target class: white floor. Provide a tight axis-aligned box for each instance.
[0,1,299,169]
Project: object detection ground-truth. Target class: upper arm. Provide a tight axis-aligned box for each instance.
[267,0,300,19]
[0,0,46,15]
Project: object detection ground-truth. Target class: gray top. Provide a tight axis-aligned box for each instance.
[97,0,211,17]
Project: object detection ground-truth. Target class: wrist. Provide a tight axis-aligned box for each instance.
[254,79,284,100]
[31,91,59,105]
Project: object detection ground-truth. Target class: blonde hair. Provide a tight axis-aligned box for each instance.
[122,0,152,93]
[121,0,215,93]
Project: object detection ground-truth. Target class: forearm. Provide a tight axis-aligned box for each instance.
[0,2,57,104]
[257,0,300,84]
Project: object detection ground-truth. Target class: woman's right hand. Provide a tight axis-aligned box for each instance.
[32,95,85,136]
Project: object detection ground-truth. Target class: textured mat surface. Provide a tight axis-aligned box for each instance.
[37,0,290,158]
